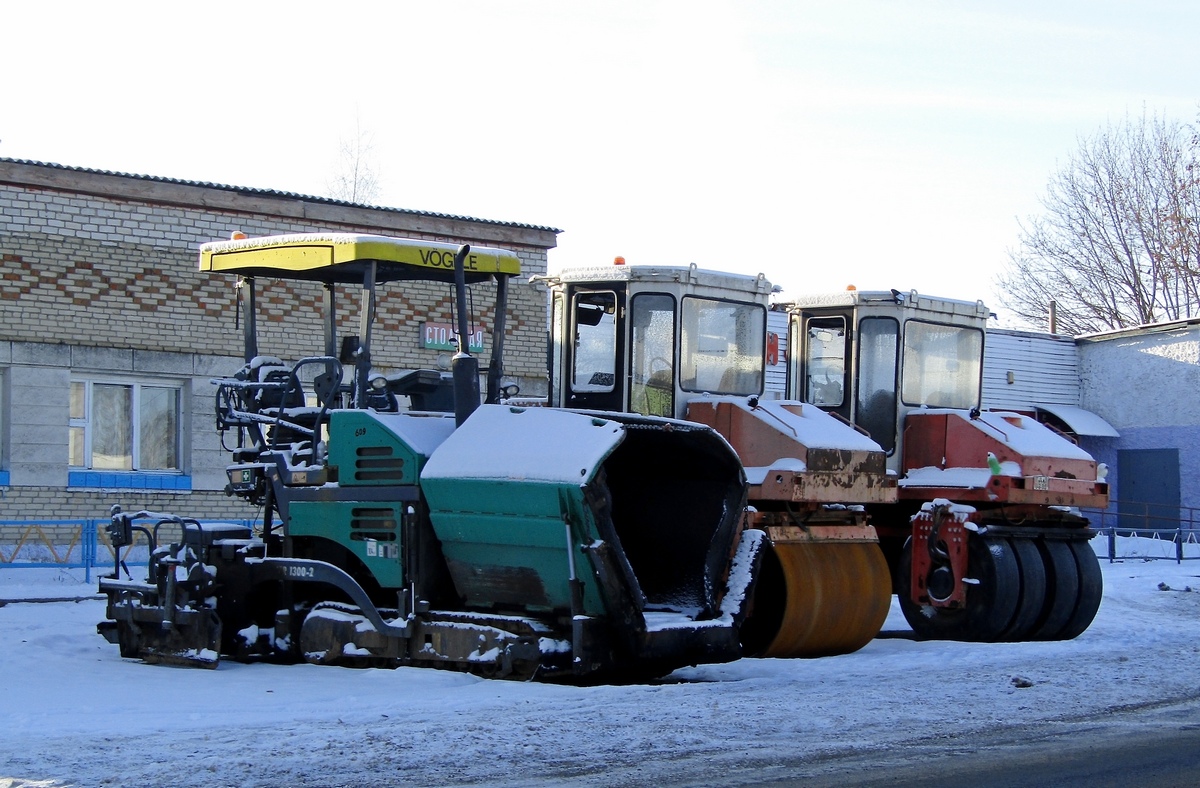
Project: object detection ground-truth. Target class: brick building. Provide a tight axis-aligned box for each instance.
[0,158,558,522]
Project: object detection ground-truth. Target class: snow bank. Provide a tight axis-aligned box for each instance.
[2,542,1198,787]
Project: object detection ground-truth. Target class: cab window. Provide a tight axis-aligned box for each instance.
[901,321,983,409]
[804,317,847,407]
[629,294,676,417]
[571,291,618,392]
[680,297,764,395]
[855,317,898,452]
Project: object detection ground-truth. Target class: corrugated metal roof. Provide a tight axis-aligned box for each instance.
[1035,404,1119,437]
[0,157,562,234]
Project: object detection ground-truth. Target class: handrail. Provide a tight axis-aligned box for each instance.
[1081,502,1200,563]
[1081,499,1200,530]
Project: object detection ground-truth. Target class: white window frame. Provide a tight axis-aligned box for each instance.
[69,378,185,472]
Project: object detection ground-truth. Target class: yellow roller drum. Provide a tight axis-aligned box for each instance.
[740,535,892,658]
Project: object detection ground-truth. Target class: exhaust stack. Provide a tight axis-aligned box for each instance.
[452,244,481,426]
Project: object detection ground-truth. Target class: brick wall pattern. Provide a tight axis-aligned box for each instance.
[0,183,552,378]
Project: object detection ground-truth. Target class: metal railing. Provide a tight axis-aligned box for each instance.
[0,519,100,581]
[3,509,1195,584]
[1081,501,1200,563]
[0,518,258,582]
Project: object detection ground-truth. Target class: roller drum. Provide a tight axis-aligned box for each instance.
[742,539,892,658]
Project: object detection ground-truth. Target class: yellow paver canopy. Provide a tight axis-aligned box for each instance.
[200,233,521,284]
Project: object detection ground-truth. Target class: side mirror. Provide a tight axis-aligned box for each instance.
[575,303,605,327]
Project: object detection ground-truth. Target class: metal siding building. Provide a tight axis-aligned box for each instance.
[982,329,1081,410]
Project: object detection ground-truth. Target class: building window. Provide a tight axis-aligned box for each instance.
[69,380,181,471]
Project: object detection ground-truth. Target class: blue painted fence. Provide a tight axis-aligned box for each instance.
[0,518,257,582]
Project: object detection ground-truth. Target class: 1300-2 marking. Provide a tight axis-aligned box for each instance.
[286,565,315,579]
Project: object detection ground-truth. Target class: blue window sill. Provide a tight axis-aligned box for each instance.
[68,471,192,491]
[0,470,9,486]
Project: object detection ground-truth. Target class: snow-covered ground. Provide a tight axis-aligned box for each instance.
[1,539,1198,788]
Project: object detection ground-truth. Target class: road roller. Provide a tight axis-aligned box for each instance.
[542,263,897,657]
[97,234,762,681]
[786,289,1107,642]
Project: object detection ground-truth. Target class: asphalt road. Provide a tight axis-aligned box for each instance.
[764,694,1200,788]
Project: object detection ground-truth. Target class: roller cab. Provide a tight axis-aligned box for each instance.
[544,262,896,658]
[787,289,1108,643]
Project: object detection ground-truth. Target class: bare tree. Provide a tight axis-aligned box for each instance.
[998,111,1200,335]
[327,115,382,205]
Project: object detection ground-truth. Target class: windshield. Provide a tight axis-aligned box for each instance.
[680,297,765,395]
[901,321,982,409]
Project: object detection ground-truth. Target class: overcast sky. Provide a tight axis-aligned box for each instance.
[4,2,1199,325]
